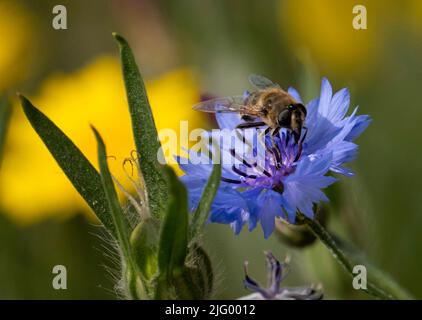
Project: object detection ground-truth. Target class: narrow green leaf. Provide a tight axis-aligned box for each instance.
[19,95,116,238]
[0,96,11,167]
[157,166,188,281]
[113,33,168,218]
[92,126,132,262]
[189,163,221,240]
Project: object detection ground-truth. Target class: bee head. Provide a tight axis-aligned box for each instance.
[277,103,306,127]
[289,103,307,117]
[291,103,306,142]
[277,103,306,143]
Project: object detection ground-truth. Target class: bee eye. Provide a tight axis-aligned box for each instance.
[277,109,291,127]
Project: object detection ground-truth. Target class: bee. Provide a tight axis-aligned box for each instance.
[193,74,307,144]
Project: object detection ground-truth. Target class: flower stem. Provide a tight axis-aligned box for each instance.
[300,214,397,300]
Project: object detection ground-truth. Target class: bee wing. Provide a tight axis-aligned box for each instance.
[248,74,281,90]
[193,96,253,114]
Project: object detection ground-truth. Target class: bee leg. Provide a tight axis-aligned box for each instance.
[241,115,256,122]
[238,122,267,150]
[301,126,308,143]
[236,121,263,141]
[260,126,271,139]
[236,121,266,129]
[269,127,282,150]
[269,128,282,168]
[235,122,266,148]
[257,127,269,152]
[294,127,308,162]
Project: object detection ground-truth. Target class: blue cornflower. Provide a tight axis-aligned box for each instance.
[178,78,371,238]
[239,251,323,300]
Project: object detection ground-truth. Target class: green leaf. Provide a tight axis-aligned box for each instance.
[157,166,188,281]
[19,95,117,238]
[92,126,132,262]
[113,33,168,218]
[0,96,11,166]
[189,163,221,240]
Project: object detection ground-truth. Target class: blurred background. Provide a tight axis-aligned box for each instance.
[0,0,421,299]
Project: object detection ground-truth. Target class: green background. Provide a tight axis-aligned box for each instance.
[0,0,421,299]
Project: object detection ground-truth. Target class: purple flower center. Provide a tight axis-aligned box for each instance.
[222,131,304,193]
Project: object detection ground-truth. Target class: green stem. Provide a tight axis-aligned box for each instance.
[330,232,414,300]
[301,214,395,300]
[125,265,141,300]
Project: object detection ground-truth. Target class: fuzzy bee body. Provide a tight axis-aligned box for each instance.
[193,74,307,142]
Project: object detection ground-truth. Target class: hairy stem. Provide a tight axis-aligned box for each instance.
[301,214,399,300]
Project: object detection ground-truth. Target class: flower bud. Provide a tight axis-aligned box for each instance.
[152,245,214,300]
[130,218,160,281]
[184,245,214,299]
[275,205,328,248]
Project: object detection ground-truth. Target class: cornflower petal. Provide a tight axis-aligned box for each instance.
[179,77,370,237]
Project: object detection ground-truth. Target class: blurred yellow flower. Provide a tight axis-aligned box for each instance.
[0,56,207,224]
[406,0,422,36]
[0,1,33,90]
[279,0,389,76]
